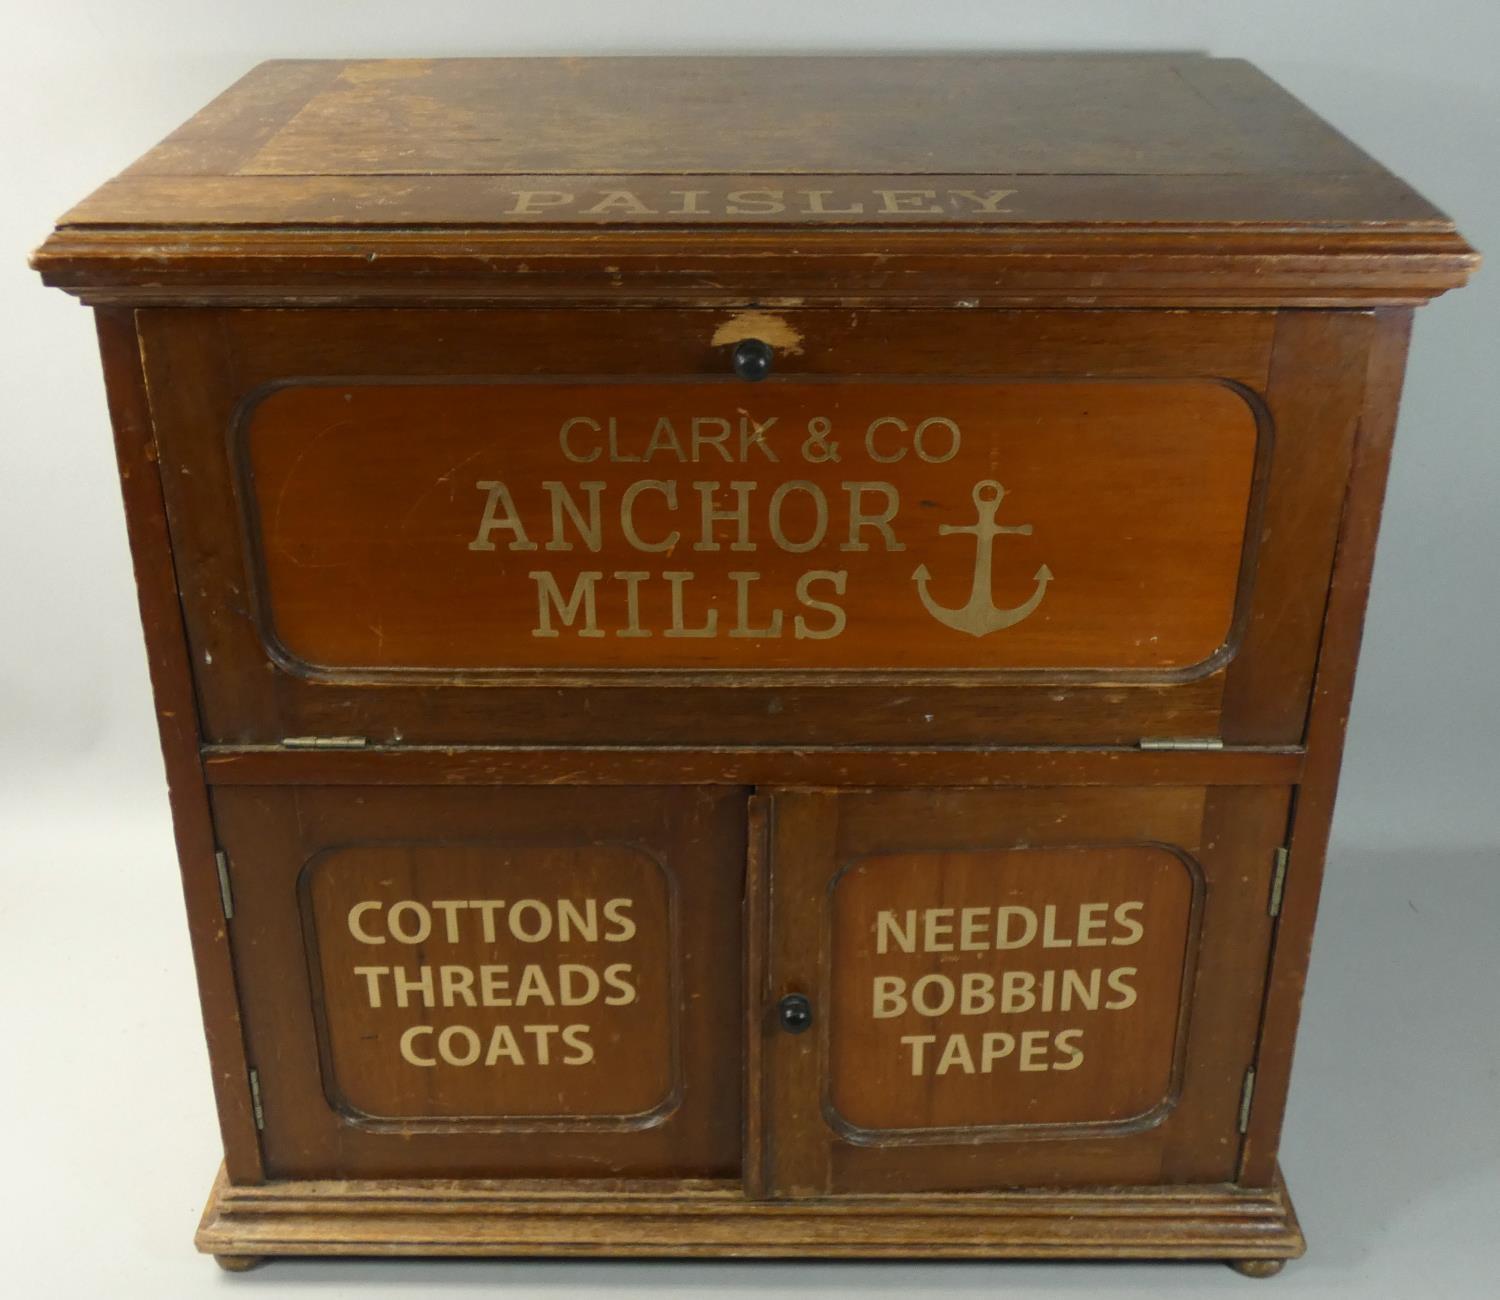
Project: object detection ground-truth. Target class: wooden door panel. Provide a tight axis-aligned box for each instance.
[755,786,1288,1195]
[136,305,1365,747]
[213,784,745,1180]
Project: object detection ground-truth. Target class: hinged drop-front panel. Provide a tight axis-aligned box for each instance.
[753,785,1290,1195]
[243,379,1253,674]
[212,784,745,1180]
[140,306,1369,746]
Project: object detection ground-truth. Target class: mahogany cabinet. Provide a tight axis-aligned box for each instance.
[33,55,1475,1275]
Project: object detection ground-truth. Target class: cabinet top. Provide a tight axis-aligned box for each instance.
[33,55,1477,305]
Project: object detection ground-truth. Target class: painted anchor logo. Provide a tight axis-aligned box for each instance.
[913,481,1053,636]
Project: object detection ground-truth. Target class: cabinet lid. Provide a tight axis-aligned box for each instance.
[32,55,1478,305]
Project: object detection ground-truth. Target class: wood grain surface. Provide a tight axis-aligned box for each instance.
[34,53,1474,1269]
[242,378,1256,674]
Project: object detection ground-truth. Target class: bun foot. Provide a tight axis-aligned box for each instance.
[214,1255,265,1273]
[1229,1258,1287,1278]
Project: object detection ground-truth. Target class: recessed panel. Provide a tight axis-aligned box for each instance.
[241,379,1258,677]
[302,841,676,1127]
[826,844,1198,1139]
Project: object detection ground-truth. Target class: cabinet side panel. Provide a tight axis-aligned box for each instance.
[1220,311,1371,743]
[92,306,263,1182]
[1238,307,1414,1186]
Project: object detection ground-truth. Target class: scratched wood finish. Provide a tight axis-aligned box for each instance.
[33,55,1475,1271]
[31,58,1476,307]
[304,842,674,1123]
[827,844,1197,1135]
[135,305,1355,748]
[244,378,1256,674]
[757,786,1287,1195]
[212,784,745,1180]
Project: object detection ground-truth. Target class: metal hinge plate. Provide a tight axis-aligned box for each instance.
[1137,736,1225,751]
[281,735,369,750]
[248,1068,265,1131]
[1269,847,1290,918]
[214,850,234,921]
[1238,1067,1257,1134]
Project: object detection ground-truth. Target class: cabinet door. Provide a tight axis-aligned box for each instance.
[140,305,1365,749]
[213,784,745,1180]
[752,786,1287,1195]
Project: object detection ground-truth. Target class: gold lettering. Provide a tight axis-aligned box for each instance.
[644,416,687,462]
[739,414,780,462]
[875,909,917,955]
[768,480,828,553]
[872,975,907,1018]
[726,188,785,214]
[509,190,573,214]
[728,571,783,639]
[1113,901,1145,945]
[913,416,961,463]
[542,480,605,552]
[863,416,907,463]
[842,482,904,551]
[558,416,602,463]
[561,1023,594,1064]
[431,900,467,943]
[876,188,942,214]
[901,1033,937,1075]
[353,966,387,1007]
[607,417,641,463]
[529,571,604,638]
[557,899,598,943]
[1076,902,1109,947]
[1054,1028,1085,1071]
[484,1025,524,1066]
[690,416,733,462]
[793,570,847,639]
[803,189,865,215]
[603,897,636,941]
[400,1025,436,1067]
[469,481,537,551]
[936,1033,975,1075]
[440,965,477,1008]
[615,571,651,638]
[1106,967,1138,1010]
[693,481,756,552]
[620,479,680,553]
[950,187,1018,213]
[602,963,638,1006]
[348,901,385,944]
[663,571,717,637]
[1019,1029,1051,1072]
[561,965,600,1007]
[580,189,656,215]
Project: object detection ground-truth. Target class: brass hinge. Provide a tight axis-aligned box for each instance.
[1237,1067,1257,1135]
[1269,847,1290,918]
[1137,736,1224,751]
[214,850,234,921]
[281,735,369,750]
[248,1068,266,1131]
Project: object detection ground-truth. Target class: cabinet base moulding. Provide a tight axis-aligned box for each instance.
[195,1165,1305,1267]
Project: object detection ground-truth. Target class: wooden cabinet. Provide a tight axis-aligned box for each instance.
[33,55,1475,1275]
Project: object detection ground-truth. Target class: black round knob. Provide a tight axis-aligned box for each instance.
[777,992,813,1034]
[731,337,774,382]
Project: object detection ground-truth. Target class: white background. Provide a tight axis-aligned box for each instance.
[2,3,1496,1296]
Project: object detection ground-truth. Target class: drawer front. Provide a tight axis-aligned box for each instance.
[211,784,745,1180]
[754,785,1289,1195]
[141,306,1366,746]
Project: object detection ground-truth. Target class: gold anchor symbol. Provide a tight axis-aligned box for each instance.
[912,481,1053,637]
